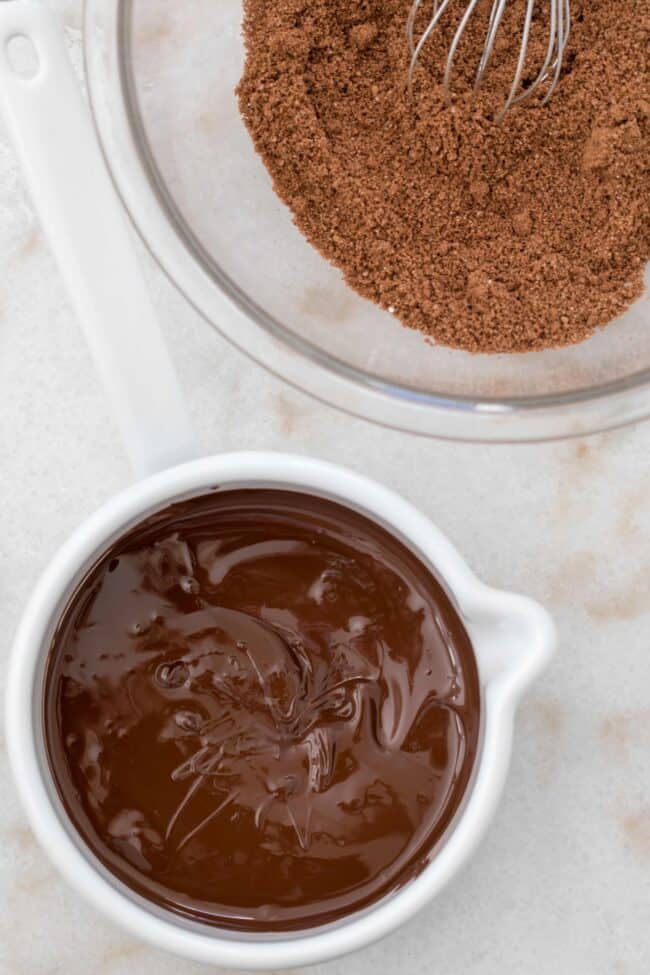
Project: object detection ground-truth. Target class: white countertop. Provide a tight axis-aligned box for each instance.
[1,3,649,973]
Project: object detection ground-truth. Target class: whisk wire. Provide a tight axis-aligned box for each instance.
[510,0,558,107]
[543,0,570,104]
[496,0,535,122]
[476,0,508,86]
[444,0,483,100]
[407,0,453,87]
[407,0,571,120]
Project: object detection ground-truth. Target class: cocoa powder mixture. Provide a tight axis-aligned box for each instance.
[237,0,649,353]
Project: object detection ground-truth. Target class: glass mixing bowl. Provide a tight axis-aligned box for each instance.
[84,0,650,442]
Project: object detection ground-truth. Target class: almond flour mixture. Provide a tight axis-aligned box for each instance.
[238,0,649,353]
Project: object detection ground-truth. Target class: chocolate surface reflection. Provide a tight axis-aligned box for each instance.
[45,490,480,930]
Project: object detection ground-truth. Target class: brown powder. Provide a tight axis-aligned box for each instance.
[237,0,649,354]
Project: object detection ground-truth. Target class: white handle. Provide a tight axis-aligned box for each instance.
[0,0,199,478]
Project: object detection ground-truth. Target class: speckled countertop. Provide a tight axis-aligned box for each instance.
[0,3,649,974]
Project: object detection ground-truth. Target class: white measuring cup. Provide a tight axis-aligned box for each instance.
[0,2,556,969]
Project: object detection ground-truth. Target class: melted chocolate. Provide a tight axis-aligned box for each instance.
[44,490,480,931]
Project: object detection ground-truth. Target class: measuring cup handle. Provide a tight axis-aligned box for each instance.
[0,1,199,478]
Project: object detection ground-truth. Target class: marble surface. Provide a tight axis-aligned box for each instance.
[1,3,649,973]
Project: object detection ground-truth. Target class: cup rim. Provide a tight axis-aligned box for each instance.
[6,452,555,968]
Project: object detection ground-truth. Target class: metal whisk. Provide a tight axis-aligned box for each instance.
[407,0,571,122]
